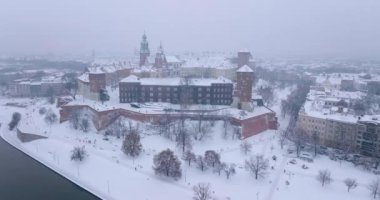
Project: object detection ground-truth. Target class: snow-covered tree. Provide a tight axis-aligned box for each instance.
[182,150,196,166]
[204,150,221,168]
[157,112,173,138]
[278,130,287,149]
[344,178,357,192]
[44,109,57,125]
[39,107,47,115]
[240,141,252,155]
[258,86,275,107]
[196,155,208,172]
[62,72,79,99]
[153,149,182,180]
[245,154,269,180]
[71,146,87,162]
[122,130,142,157]
[232,126,241,140]
[311,132,320,156]
[99,88,110,104]
[80,118,90,132]
[70,110,82,130]
[224,163,236,179]
[213,162,226,176]
[317,169,332,187]
[368,179,380,199]
[107,118,127,138]
[193,183,212,200]
[290,128,308,157]
[197,122,212,141]
[8,112,21,131]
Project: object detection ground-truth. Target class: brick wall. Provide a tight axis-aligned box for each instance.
[59,105,277,138]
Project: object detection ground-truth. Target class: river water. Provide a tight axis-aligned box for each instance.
[0,137,100,200]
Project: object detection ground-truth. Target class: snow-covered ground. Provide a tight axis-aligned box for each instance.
[0,87,377,200]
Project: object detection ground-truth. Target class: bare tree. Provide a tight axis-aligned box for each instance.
[317,169,332,187]
[71,146,87,162]
[204,150,221,168]
[197,122,212,141]
[240,141,252,155]
[344,178,358,192]
[290,128,308,157]
[153,149,182,180]
[213,162,226,176]
[278,130,287,149]
[122,130,142,157]
[311,132,320,157]
[232,126,241,140]
[245,154,269,180]
[222,111,232,139]
[258,86,275,107]
[182,150,196,166]
[62,72,79,99]
[193,183,212,200]
[224,163,236,179]
[369,179,380,199]
[196,155,208,172]
[176,127,192,153]
[80,118,90,133]
[70,110,82,130]
[107,118,127,139]
[157,111,173,138]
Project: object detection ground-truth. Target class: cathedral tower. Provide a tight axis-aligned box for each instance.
[139,33,150,67]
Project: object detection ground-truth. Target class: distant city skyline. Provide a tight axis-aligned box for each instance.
[1,0,380,59]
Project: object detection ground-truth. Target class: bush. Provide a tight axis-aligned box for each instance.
[8,112,21,131]
[39,107,47,115]
[70,146,87,161]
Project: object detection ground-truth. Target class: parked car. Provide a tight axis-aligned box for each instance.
[289,159,297,164]
[299,152,313,162]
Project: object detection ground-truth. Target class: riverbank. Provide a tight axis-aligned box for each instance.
[0,129,111,200]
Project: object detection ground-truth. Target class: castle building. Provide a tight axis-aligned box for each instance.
[154,43,167,68]
[237,51,253,67]
[119,75,233,105]
[139,33,150,67]
[232,65,254,110]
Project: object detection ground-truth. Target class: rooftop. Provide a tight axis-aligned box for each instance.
[237,65,254,73]
[120,75,232,86]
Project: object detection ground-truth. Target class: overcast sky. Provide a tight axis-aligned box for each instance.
[0,0,379,59]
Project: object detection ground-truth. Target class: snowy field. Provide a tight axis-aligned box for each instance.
[0,87,378,200]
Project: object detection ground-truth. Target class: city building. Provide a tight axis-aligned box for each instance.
[357,116,380,157]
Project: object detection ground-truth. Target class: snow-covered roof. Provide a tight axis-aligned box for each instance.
[166,56,182,63]
[87,64,131,74]
[181,56,235,69]
[120,75,232,86]
[77,73,89,83]
[359,115,380,125]
[237,65,253,73]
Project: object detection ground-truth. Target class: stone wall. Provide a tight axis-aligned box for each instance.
[17,129,47,143]
[59,105,277,139]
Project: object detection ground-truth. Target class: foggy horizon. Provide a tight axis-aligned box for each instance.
[1,0,380,60]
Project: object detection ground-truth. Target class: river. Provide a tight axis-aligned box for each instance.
[0,137,100,200]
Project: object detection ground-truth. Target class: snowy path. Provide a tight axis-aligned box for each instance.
[265,157,287,200]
